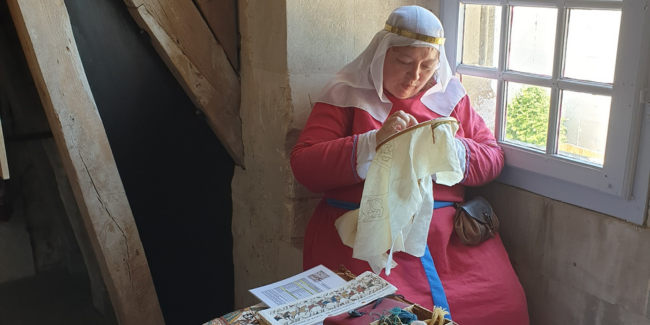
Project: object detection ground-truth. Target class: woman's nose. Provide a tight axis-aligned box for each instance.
[407,65,421,81]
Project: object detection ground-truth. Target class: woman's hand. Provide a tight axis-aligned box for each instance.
[376,110,418,144]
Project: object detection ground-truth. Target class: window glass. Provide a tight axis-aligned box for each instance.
[461,75,498,134]
[558,91,611,165]
[461,4,501,68]
[508,7,557,76]
[505,82,552,150]
[564,9,621,83]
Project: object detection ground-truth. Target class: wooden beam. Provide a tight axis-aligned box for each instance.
[194,0,239,70]
[43,139,112,316]
[6,1,165,324]
[125,0,244,167]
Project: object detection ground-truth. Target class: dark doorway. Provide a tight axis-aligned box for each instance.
[64,0,236,324]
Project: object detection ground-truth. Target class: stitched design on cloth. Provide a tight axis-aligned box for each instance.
[360,195,387,222]
[376,142,393,170]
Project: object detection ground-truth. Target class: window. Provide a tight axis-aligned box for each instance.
[441,0,650,224]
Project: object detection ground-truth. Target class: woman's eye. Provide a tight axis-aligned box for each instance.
[398,59,410,65]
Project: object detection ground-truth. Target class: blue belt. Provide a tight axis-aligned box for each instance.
[326,198,362,210]
[326,198,454,320]
[327,198,454,210]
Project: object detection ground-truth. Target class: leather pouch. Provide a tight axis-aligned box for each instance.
[453,196,499,246]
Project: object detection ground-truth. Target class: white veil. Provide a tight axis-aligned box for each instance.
[316,6,466,122]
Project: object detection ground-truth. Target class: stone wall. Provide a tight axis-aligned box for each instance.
[233,0,438,308]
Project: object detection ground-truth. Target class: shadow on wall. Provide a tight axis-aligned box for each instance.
[64,0,236,324]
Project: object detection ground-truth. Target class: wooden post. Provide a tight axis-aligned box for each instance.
[6,1,165,324]
[124,0,244,167]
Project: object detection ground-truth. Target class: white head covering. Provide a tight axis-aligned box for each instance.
[316,6,466,122]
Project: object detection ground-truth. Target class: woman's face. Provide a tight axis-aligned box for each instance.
[383,46,439,99]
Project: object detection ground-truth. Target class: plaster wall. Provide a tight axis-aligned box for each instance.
[473,183,650,325]
[233,0,438,308]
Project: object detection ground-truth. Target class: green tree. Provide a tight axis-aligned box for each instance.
[506,86,566,147]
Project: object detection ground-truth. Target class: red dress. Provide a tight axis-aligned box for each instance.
[290,90,529,325]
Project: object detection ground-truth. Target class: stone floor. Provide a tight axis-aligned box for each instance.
[0,270,116,325]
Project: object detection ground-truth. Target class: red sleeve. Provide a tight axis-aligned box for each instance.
[453,96,505,187]
[290,103,363,193]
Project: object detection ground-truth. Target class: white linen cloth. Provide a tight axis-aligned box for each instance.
[335,117,464,274]
[355,129,467,180]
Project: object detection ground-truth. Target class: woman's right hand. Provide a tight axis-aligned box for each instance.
[376,110,418,144]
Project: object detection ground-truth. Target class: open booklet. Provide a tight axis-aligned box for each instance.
[249,265,348,308]
[256,271,397,325]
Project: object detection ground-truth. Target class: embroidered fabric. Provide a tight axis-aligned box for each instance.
[355,130,466,180]
[336,118,464,274]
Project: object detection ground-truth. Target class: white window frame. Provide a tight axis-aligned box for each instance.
[441,0,650,224]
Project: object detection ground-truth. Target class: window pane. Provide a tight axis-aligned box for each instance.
[564,10,621,84]
[461,4,501,68]
[505,82,551,150]
[508,7,557,76]
[461,75,497,134]
[558,91,610,166]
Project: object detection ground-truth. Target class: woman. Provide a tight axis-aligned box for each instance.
[290,6,529,325]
